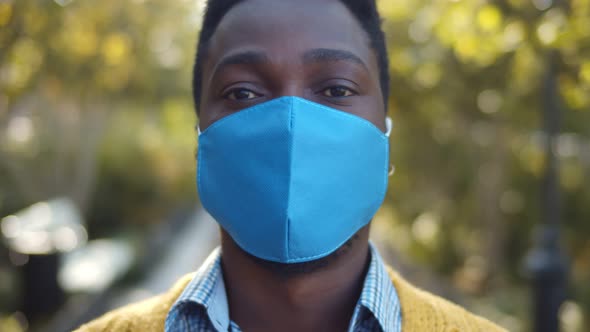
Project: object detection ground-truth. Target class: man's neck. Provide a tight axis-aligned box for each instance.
[220,227,371,332]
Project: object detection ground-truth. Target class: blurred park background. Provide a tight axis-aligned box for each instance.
[0,0,589,331]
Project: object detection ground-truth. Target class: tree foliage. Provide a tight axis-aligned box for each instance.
[376,0,589,329]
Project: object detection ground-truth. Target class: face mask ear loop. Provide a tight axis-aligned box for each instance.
[385,117,393,137]
[386,117,394,177]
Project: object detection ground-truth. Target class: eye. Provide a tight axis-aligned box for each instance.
[320,86,356,98]
[224,88,261,100]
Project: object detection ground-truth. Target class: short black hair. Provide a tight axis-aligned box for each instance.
[192,0,390,113]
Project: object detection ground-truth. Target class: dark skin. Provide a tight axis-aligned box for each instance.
[198,0,387,331]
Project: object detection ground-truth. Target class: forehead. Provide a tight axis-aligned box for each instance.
[206,0,374,66]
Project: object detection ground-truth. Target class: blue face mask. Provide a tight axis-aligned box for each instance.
[197,96,391,263]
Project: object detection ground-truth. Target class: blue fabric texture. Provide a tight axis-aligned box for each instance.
[197,96,390,263]
[165,244,402,332]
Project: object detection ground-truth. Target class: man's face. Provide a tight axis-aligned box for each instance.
[197,0,386,131]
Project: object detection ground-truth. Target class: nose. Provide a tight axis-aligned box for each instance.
[275,81,306,100]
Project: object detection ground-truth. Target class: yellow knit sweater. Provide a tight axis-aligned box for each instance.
[75,267,506,331]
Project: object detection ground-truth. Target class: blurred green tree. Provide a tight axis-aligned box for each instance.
[376,0,589,330]
[0,0,199,235]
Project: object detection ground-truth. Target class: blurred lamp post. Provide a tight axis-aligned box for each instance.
[0,198,87,319]
[525,51,568,332]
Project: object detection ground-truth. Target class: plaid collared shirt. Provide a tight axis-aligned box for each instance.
[165,244,402,332]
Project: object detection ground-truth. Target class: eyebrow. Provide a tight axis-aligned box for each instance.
[211,48,368,79]
[302,48,368,71]
[212,51,270,78]
[217,51,269,68]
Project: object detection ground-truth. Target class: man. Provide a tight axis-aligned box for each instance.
[76,0,506,331]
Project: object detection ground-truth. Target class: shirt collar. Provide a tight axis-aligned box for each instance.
[167,244,401,332]
[167,247,230,331]
[353,243,402,332]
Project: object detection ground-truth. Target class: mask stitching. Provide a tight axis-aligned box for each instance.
[197,143,205,211]
[295,97,388,139]
[199,97,387,141]
[199,98,291,136]
[286,97,295,261]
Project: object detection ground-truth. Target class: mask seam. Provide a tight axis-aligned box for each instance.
[286,98,295,261]
[374,140,389,219]
[197,143,206,209]
[199,97,387,141]
[296,97,388,140]
[366,140,389,228]
[199,98,290,136]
